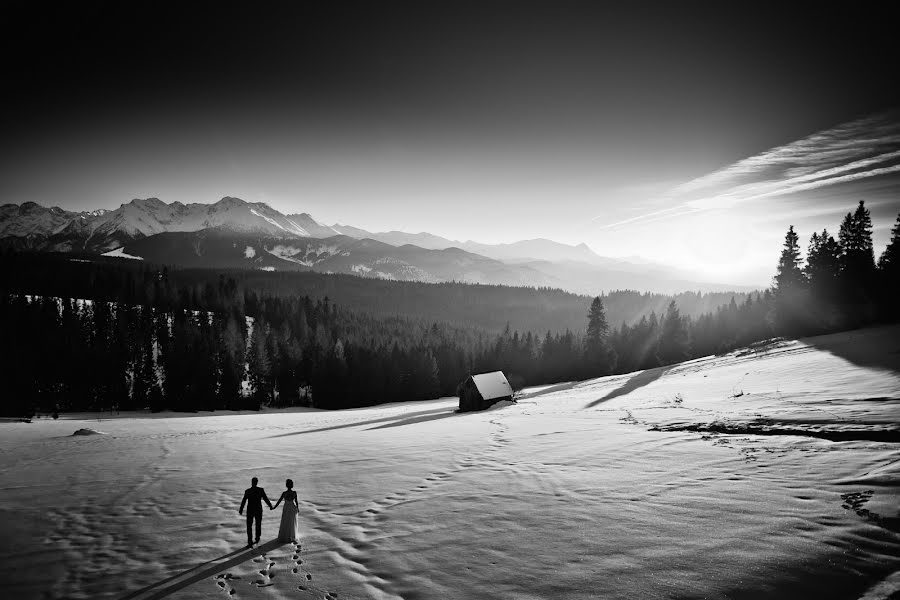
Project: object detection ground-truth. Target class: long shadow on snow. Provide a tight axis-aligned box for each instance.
[266,407,451,438]
[583,366,668,409]
[517,381,580,400]
[366,409,461,430]
[118,539,284,600]
[802,324,900,375]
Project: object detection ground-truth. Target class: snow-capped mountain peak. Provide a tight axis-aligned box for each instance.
[0,202,78,239]
[0,197,328,252]
[286,213,341,238]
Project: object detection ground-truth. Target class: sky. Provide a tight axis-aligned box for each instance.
[2,1,899,286]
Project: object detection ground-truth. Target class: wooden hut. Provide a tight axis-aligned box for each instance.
[457,371,513,412]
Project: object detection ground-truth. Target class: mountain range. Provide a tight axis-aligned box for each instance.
[0,197,754,294]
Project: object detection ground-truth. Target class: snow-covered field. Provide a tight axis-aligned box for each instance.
[1,326,899,600]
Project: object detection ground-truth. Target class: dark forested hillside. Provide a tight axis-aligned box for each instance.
[0,250,752,417]
[0,251,748,334]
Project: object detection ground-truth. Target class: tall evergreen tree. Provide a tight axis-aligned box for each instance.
[805,228,842,330]
[877,213,900,321]
[194,313,219,410]
[584,296,616,375]
[656,301,691,365]
[774,226,805,289]
[416,348,442,400]
[638,312,661,369]
[772,225,809,335]
[837,200,877,324]
[247,319,273,408]
[806,229,841,290]
[877,213,900,272]
[839,200,876,273]
[220,313,246,409]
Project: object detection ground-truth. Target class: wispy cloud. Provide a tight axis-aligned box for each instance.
[596,110,900,229]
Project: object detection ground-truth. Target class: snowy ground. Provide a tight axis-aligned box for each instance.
[1,326,899,600]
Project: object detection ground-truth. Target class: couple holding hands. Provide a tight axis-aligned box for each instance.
[239,477,300,547]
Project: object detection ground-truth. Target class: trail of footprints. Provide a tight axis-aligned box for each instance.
[212,540,341,598]
[361,417,514,520]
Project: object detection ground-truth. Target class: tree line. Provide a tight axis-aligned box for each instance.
[0,286,709,416]
[582,201,900,377]
[771,201,899,335]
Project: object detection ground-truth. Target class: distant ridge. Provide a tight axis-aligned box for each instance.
[0,198,757,294]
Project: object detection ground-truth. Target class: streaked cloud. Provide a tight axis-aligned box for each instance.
[596,110,900,229]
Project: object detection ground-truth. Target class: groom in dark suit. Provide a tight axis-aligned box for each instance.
[239,477,273,547]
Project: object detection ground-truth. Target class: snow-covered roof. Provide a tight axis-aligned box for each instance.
[470,371,513,400]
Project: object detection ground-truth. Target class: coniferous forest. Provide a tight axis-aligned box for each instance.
[1,201,897,417]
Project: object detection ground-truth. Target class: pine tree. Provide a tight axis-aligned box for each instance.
[806,229,841,290]
[805,228,842,330]
[877,213,900,321]
[89,300,115,411]
[273,322,302,407]
[584,296,616,375]
[220,313,246,409]
[877,213,900,272]
[130,308,153,409]
[656,301,691,365]
[772,225,809,335]
[417,348,441,399]
[638,312,661,369]
[247,319,273,408]
[839,200,876,273]
[35,296,63,413]
[774,226,805,290]
[837,200,878,325]
[195,313,219,410]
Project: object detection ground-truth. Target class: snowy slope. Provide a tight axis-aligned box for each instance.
[0,325,898,599]
[286,213,341,238]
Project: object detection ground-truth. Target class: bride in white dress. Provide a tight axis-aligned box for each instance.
[272,478,300,543]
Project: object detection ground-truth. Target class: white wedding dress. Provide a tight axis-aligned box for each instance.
[278,491,300,543]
